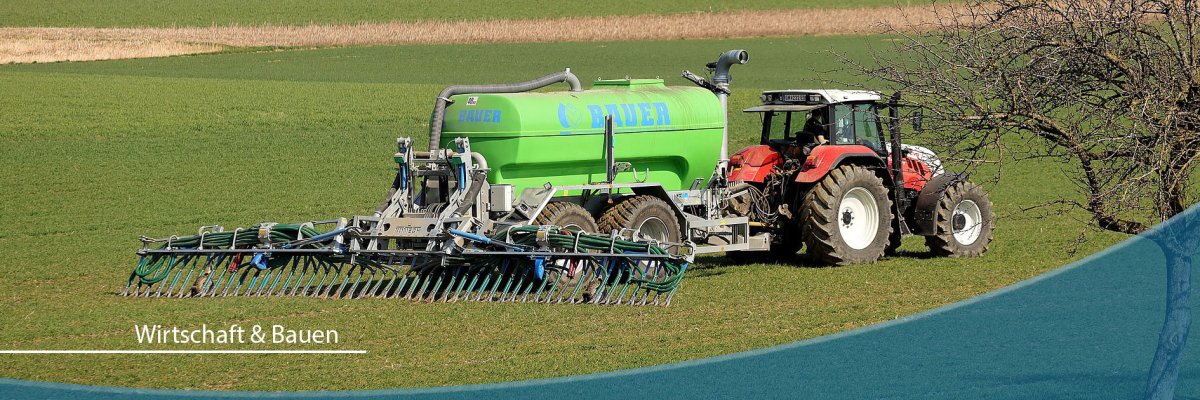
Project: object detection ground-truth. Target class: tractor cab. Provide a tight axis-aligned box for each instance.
[743,90,887,158]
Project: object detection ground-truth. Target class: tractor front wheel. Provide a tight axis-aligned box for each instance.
[925,181,994,257]
[800,165,894,265]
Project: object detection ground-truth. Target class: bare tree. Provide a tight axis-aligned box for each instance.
[852,0,1200,398]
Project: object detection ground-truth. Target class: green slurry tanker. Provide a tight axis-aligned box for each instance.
[441,78,723,194]
[128,50,994,306]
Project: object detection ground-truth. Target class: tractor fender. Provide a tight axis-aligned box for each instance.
[910,172,966,235]
[794,145,886,183]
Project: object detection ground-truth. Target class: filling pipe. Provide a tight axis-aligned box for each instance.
[710,50,748,168]
[428,70,582,152]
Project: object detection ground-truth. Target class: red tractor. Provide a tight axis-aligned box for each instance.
[725,90,994,264]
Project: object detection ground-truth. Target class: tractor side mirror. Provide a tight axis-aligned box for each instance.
[912,110,924,132]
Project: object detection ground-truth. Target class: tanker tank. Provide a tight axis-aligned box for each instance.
[440,78,724,194]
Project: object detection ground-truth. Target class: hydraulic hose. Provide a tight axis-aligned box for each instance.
[428,70,581,152]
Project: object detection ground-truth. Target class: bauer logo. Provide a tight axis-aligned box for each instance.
[557,103,585,130]
[457,109,502,123]
[588,102,671,129]
[557,102,672,131]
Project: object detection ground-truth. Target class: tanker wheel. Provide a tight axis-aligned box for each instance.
[534,201,598,233]
[800,165,893,265]
[598,195,681,244]
[925,181,994,257]
[598,195,681,282]
[533,201,600,301]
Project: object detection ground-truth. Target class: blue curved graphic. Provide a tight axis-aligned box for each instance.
[3,207,1198,399]
[557,103,572,129]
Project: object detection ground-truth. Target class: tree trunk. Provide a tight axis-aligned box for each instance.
[1145,237,1193,400]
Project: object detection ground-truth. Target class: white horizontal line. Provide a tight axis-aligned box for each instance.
[0,350,365,354]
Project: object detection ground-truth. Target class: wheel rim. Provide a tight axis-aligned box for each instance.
[951,199,983,245]
[635,217,671,242]
[838,187,879,250]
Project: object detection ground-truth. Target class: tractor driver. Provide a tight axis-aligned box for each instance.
[783,109,829,158]
[796,110,829,146]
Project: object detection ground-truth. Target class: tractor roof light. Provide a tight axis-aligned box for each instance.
[765,92,827,105]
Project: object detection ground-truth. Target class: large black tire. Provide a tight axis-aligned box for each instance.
[597,195,681,244]
[533,201,600,302]
[800,165,894,265]
[925,181,994,257]
[534,201,598,233]
[884,222,904,256]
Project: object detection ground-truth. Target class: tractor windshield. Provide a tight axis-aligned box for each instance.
[760,109,826,145]
[852,103,884,152]
[748,104,833,150]
[830,103,884,153]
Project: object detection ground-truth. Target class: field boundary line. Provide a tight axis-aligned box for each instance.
[0,5,961,64]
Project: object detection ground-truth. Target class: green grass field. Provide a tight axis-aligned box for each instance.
[0,36,1122,390]
[0,0,936,27]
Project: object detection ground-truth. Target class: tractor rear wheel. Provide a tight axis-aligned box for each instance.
[535,201,598,233]
[800,165,893,265]
[598,195,681,244]
[925,181,994,257]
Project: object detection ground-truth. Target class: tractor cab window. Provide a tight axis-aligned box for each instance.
[829,103,884,153]
[852,103,884,152]
[754,106,830,152]
[832,104,854,145]
[765,109,827,143]
[763,111,794,142]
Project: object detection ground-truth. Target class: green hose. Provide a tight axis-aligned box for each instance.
[133,224,331,285]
